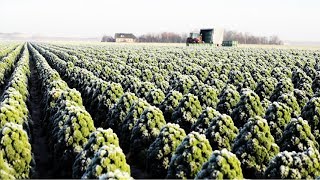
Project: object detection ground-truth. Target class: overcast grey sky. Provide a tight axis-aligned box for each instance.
[0,0,319,41]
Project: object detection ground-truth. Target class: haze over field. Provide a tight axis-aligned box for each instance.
[0,0,319,43]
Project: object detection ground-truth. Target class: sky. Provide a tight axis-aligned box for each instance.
[0,0,319,41]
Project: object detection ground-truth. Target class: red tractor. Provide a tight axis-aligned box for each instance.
[186,33,203,46]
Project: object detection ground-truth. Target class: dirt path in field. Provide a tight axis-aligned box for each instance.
[29,58,54,178]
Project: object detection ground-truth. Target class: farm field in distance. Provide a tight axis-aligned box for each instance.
[1,41,320,179]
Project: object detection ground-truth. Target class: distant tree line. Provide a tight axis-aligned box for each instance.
[136,32,188,43]
[101,30,283,45]
[223,30,283,45]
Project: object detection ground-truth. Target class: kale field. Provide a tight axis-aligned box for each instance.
[1,42,320,179]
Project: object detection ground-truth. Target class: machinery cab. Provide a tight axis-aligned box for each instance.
[186,28,224,46]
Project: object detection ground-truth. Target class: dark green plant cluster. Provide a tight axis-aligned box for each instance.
[151,73,170,92]
[145,88,165,106]
[129,106,166,166]
[136,81,155,99]
[140,69,153,82]
[277,93,301,118]
[195,149,243,179]
[232,116,279,178]
[158,90,183,122]
[227,70,244,90]
[171,75,197,94]
[205,114,239,151]
[301,97,320,142]
[188,81,205,95]
[242,72,257,90]
[81,145,131,179]
[191,107,221,134]
[0,123,32,178]
[265,148,320,179]
[102,92,138,134]
[206,78,225,94]
[255,77,278,100]
[194,84,219,108]
[146,123,186,178]
[265,102,291,143]
[95,82,124,126]
[121,75,141,94]
[312,74,320,93]
[204,71,219,84]
[166,132,212,179]
[270,78,294,102]
[0,45,23,90]
[294,89,309,109]
[72,128,119,178]
[98,169,133,180]
[171,93,202,132]
[216,84,240,115]
[231,89,264,128]
[279,117,318,152]
[119,98,150,153]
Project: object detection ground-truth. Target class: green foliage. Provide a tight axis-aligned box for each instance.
[195,149,243,179]
[189,81,205,95]
[119,98,150,153]
[171,75,196,94]
[205,114,238,151]
[270,78,294,102]
[96,82,124,126]
[0,45,23,89]
[121,75,141,94]
[312,75,320,93]
[301,97,320,143]
[166,132,212,179]
[103,92,138,134]
[277,93,301,118]
[51,104,96,154]
[216,84,240,115]
[204,71,219,84]
[145,88,165,106]
[72,128,119,178]
[292,68,312,88]
[191,107,221,134]
[279,117,318,152]
[265,102,291,143]
[0,151,15,179]
[255,77,278,100]
[159,90,183,122]
[81,145,131,179]
[171,93,202,133]
[0,123,32,178]
[195,84,219,108]
[231,89,264,128]
[140,68,153,82]
[242,72,257,90]
[232,116,279,178]
[146,123,186,178]
[151,73,170,92]
[137,81,155,99]
[265,148,320,179]
[227,70,244,90]
[294,89,309,109]
[129,106,166,166]
[206,78,225,94]
[261,99,271,112]
[99,169,133,180]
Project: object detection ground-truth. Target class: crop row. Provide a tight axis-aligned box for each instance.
[27,43,320,179]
